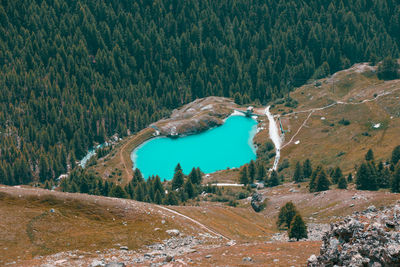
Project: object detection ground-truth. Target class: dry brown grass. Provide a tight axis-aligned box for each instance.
[87,128,155,184]
[0,186,194,265]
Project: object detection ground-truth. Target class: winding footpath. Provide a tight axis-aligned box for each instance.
[280,86,400,149]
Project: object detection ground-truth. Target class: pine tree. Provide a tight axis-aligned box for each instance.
[165,191,179,205]
[195,167,202,184]
[184,180,195,198]
[303,159,312,179]
[356,162,377,190]
[392,146,400,166]
[174,163,182,172]
[277,201,298,228]
[257,164,266,180]
[338,176,348,189]
[288,214,308,241]
[392,165,400,193]
[315,169,330,192]
[240,166,249,185]
[331,167,343,184]
[365,149,374,161]
[132,168,144,187]
[347,173,353,183]
[248,160,256,183]
[377,57,399,80]
[309,165,322,192]
[188,167,199,184]
[154,190,162,204]
[293,161,303,183]
[171,169,184,190]
[268,170,279,187]
[109,185,128,199]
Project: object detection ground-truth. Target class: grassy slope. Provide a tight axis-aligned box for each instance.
[257,63,400,177]
[0,186,204,266]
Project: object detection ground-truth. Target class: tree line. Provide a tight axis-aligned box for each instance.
[59,163,206,205]
[1,0,399,186]
[287,145,400,193]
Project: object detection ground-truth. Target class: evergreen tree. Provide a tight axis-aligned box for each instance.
[257,164,266,180]
[293,161,303,183]
[171,169,184,190]
[309,165,323,193]
[315,169,330,192]
[392,165,400,193]
[109,185,128,199]
[392,146,400,166]
[174,163,182,173]
[347,173,353,183]
[268,170,280,187]
[303,159,312,179]
[288,214,308,241]
[154,190,163,204]
[365,149,374,161]
[132,168,144,187]
[240,166,249,185]
[165,191,179,205]
[338,176,348,189]
[331,167,343,184]
[248,160,256,183]
[277,201,298,228]
[356,162,377,190]
[184,180,195,199]
[188,167,199,185]
[377,57,399,80]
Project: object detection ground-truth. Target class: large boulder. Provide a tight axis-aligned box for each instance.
[308,205,400,266]
[251,193,266,212]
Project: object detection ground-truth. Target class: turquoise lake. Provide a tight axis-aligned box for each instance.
[131,115,258,180]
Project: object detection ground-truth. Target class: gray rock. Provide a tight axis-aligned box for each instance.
[90,260,105,267]
[119,246,129,251]
[166,229,180,236]
[104,263,126,267]
[308,205,400,267]
[251,193,266,212]
[205,255,212,258]
[242,257,252,262]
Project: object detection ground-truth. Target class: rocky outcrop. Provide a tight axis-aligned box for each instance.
[308,205,400,267]
[151,97,236,136]
[251,193,266,212]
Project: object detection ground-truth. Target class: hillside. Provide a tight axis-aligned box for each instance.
[1,181,399,266]
[1,0,400,187]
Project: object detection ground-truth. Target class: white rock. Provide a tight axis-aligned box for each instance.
[166,229,180,236]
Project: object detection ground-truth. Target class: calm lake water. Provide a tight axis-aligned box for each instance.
[131,115,257,180]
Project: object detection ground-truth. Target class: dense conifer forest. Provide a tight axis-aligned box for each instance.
[0,0,399,185]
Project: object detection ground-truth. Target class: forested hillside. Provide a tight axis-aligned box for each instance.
[0,0,399,185]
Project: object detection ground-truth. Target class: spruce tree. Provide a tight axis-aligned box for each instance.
[165,191,179,205]
[331,167,343,184]
[109,185,128,199]
[154,190,163,204]
[268,170,280,187]
[289,214,308,241]
[392,146,400,166]
[257,164,266,180]
[240,165,249,185]
[365,149,374,161]
[347,173,353,183]
[338,176,348,189]
[356,162,376,190]
[171,169,184,190]
[303,159,312,179]
[293,161,303,183]
[315,169,330,192]
[248,160,256,183]
[392,165,400,193]
[174,163,182,173]
[184,180,195,199]
[188,167,199,184]
[277,201,298,228]
[309,165,322,192]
